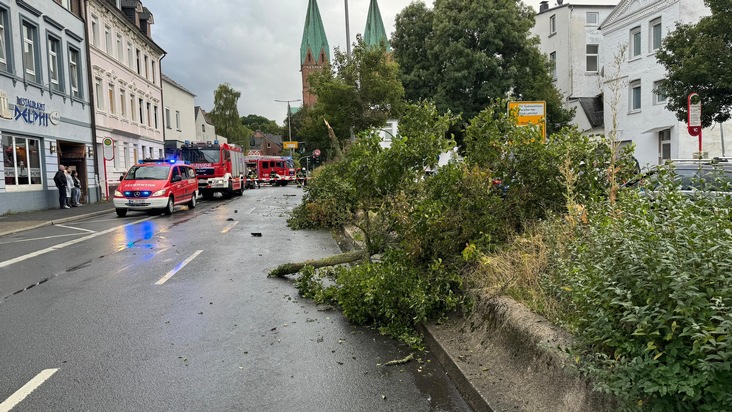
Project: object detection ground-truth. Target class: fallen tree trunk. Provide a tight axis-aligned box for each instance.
[268,249,369,278]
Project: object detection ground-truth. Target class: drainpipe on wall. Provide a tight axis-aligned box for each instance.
[82,0,102,203]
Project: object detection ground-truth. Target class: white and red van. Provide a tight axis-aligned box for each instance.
[113,159,199,217]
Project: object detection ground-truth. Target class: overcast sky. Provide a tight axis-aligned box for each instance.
[142,0,570,126]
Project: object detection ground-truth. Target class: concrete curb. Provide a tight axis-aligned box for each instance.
[336,224,616,412]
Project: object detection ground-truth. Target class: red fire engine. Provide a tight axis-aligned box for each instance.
[245,155,296,186]
[179,141,245,199]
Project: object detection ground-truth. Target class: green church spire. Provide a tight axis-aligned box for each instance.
[364,0,390,51]
[300,0,330,65]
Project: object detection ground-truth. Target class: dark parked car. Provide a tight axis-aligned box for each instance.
[624,159,732,198]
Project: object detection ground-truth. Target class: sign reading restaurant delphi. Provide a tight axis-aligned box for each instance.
[14,97,59,127]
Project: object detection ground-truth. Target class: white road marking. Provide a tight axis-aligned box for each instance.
[54,224,96,234]
[0,217,155,269]
[221,221,239,233]
[247,208,256,214]
[0,368,58,412]
[0,233,78,245]
[155,250,203,285]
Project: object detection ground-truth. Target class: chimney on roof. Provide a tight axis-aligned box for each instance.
[539,1,549,12]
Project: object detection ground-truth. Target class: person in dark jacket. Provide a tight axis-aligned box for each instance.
[53,165,69,209]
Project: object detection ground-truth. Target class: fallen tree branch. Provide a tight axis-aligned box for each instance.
[268,249,369,278]
[382,353,414,366]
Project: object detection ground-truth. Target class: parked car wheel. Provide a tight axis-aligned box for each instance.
[188,193,197,209]
[115,208,128,217]
[164,197,174,215]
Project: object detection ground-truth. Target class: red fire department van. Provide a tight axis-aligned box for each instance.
[244,155,296,186]
[113,159,198,217]
[179,141,245,199]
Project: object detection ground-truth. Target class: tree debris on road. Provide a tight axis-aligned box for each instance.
[268,250,369,277]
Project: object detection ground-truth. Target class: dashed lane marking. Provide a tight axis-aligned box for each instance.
[0,368,59,412]
[221,221,239,233]
[155,250,203,285]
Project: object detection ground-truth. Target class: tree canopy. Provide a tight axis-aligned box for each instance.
[656,0,732,128]
[299,35,405,159]
[241,114,280,135]
[391,0,573,132]
[209,83,252,148]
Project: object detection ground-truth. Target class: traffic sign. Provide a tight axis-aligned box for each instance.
[313,149,321,156]
[283,141,298,149]
[102,137,114,160]
[508,101,546,140]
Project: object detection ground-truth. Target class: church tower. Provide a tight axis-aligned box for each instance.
[300,0,330,106]
[364,0,390,51]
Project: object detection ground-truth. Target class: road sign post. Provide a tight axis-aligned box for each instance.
[688,93,702,154]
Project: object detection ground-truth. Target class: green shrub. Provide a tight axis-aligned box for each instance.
[554,167,732,411]
[293,250,465,347]
[288,162,356,229]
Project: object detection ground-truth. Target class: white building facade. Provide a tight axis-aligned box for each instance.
[87,0,164,198]
[532,1,617,134]
[599,0,727,168]
[0,0,97,215]
[161,74,195,155]
[194,106,217,143]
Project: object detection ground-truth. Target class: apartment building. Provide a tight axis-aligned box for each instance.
[0,0,96,214]
[161,74,195,155]
[86,0,164,196]
[532,1,617,135]
[599,0,728,167]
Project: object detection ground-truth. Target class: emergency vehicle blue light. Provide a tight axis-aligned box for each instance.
[124,191,152,197]
[168,158,177,164]
[214,140,219,145]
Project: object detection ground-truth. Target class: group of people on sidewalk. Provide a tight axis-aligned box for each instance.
[53,165,83,209]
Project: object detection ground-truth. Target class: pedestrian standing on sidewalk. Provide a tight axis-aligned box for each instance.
[71,170,82,206]
[65,168,74,207]
[53,165,70,209]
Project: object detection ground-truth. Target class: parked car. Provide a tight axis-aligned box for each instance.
[113,159,199,217]
[623,159,732,198]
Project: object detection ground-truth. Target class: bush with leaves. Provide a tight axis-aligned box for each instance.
[294,251,465,347]
[554,166,732,411]
[463,102,637,230]
[288,162,356,230]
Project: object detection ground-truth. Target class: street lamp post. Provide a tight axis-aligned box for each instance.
[275,99,301,158]
[344,0,351,56]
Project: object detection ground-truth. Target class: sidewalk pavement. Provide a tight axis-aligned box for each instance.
[0,201,115,237]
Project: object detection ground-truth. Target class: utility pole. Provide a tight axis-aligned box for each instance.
[345,0,351,56]
[275,99,301,158]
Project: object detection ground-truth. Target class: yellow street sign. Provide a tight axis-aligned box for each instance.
[283,141,298,149]
[508,101,546,140]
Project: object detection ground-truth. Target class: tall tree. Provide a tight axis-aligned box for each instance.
[392,0,573,133]
[656,0,732,128]
[303,35,405,157]
[241,114,280,135]
[209,83,251,148]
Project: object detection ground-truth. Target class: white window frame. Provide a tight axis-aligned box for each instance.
[68,47,81,98]
[630,80,642,112]
[104,25,112,55]
[48,36,61,91]
[650,18,662,52]
[130,94,136,122]
[116,34,123,62]
[119,88,126,118]
[659,129,671,163]
[549,15,556,35]
[22,22,38,83]
[91,15,99,47]
[586,12,599,25]
[549,51,556,80]
[0,8,9,72]
[586,44,599,72]
[108,82,115,115]
[94,77,103,110]
[653,80,666,105]
[175,111,181,130]
[2,135,43,188]
[61,0,71,10]
[630,26,642,59]
[127,42,133,70]
[165,107,171,129]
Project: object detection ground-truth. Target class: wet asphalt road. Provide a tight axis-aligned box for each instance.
[0,186,471,411]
